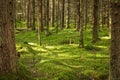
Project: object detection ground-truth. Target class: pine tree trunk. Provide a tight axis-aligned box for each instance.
[46,0,50,36]
[43,0,46,27]
[79,0,84,48]
[31,0,35,30]
[51,0,55,27]
[56,0,60,33]
[0,0,17,73]
[76,0,80,31]
[92,0,99,43]
[38,0,43,45]
[26,0,30,29]
[38,0,43,32]
[84,0,88,29]
[61,0,65,29]
[110,1,120,80]
[66,0,70,29]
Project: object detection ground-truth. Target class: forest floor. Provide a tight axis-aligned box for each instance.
[15,28,110,80]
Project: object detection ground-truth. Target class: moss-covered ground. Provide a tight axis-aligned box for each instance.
[12,27,110,80]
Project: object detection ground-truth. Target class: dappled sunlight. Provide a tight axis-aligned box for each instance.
[45,46,56,49]
[34,47,48,52]
[86,52,109,58]
[28,42,38,46]
[40,60,50,64]
[101,36,110,40]
[96,53,109,58]
[15,29,110,80]
[57,53,76,58]
[0,0,113,79]
[96,45,108,49]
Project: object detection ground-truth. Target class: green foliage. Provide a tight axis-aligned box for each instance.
[0,74,17,80]
[15,27,110,80]
[17,63,34,80]
[16,20,26,28]
[85,44,101,51]
[0,63,34,80]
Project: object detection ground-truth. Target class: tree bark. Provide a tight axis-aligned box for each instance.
[31,0,36,30]
[26,0,30,29]
[92,0,99,43]
[110,1,120,80]
[46,0,50,36]
[38,0,43,32]
[61,0,65,29]
[51,0,55,27]
[66,0,70,29]
[84,0,88,29]
[0,0,17,73]
[38,0,43,45]
[79,0,84,48]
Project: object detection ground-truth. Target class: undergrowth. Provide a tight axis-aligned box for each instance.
[14,28,110,80]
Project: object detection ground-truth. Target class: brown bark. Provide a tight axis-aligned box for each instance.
[61,0,65,29]
[110,1,120,80]
[56,0,60,33]
[0,0,17,73]
[46,0,50,36]
[38,0,43,45]
[79,0,84,48]
[51,0,55,27]
[26,0,30,29]
[84,0,88,29]
[66,0,70,29]
[38,0,43,32]
[76,0,80,31]
[31,0,36,30]
[92,0,99,43]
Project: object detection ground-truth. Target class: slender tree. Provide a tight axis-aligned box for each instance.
[43,0,46,27]
[46,0,50,36]
[26,0,30,29]
[76,0,80,31]
[38,0,43,45]
[32,0,36,30]
[61,0,65,29]
[79,0,84,48]
[56,0,60,33]
[66,0,70,28]
[84,0,88,29]
[51,0,55,27]
[92,0,99,43]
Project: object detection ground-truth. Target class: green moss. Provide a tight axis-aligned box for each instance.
[15,27,110,80]
[0,63,34,80]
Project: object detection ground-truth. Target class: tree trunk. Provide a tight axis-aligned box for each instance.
[26,0,30,29]
[56,0,60,33]
[43,0,46,27]
[66,0,70,29]
[84,0,88,29]
[76,0,80,31]
[61,0,65,29]
[46,0,50,36]
[92,0,99,43]
[38,0,43,45]
[51,0,55,27]
[110,1,120,80]
[79,0,84,48]
[0,0,17,74]
[31,0,36,30]
[38,0,43,32]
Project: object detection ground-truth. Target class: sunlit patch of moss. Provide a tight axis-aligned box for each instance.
[101,36,110,39]
[15,28,110,80]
